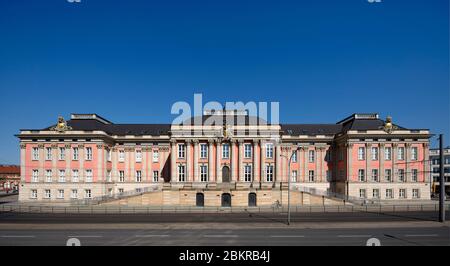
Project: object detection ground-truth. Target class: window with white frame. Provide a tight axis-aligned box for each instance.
[398,169,405,182]
[398,147,405,160]
[58,170,66,183]
[57,189,64,199]
[32,170,39,183]
[386,189,393,199]
[292,170,298,182]
[399,188,406,199]
[85,189,92,199]
[178,144,186,158]
[135,171,142,182]
[119,150,125,162]
[222,144,230,158]
[200,144,208,159]
[31,189,37,199]
[153,150,159,162]
[385,147,392,161]
[71,189,78,199]
[200,165,208,182]
[72,147,79,160]
[85,147,93,161]
[244,144,252,158]
[358,169,365,182]
[178,165,186,182]
[385,169,392,182]
[412,189,420,199]
[85,170,93,182]
[46,147,52,160]
[119,171,125,182]
[308,170,315,182]
[118,188,124,195]
[292,150,298,163]
[373,189,380,199]
[266,165,273,182]
[359,189,366,198]
[45,170,52,182]
[32,147,39,160]
[244,165,252,182]
[153,171,159,182]
[358,147,365,160]
[72,170,79,182]
[44,189,51,199]
[371,147,378,161]
[308,150,315,163]
[411,147,418,161]
[371,169,379,182]
[411,169,418,182]
[266,144,274,158]
[135,150,142,162]
[59,147,65,160]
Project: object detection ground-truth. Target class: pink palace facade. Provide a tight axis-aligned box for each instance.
[17,111,432,206]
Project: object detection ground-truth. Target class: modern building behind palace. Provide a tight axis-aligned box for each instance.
[16,111,432,206]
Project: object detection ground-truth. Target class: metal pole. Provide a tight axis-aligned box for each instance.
[439,134,445,222]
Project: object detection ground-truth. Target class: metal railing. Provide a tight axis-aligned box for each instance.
[292,185,381,205]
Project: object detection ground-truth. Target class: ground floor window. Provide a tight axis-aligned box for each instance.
[57,189,64,199]
[44,189,51,199]
[248,192,257,207]
[412,189,420,198]
[221,193,231,207]
[85,189,92,199]
[30,189,37,199]
[372,189,380,199]
[308,170,315,182]
[359,189,366,198]
[386,189,393,199]
[71,189,78,199]
[399,188,406,199]
[196,193,204,207]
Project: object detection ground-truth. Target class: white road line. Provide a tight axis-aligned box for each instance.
[67,236,103,238]
[203,235,238,238]
[404,234,439,237]
[270,235,305,238]
[135,235,170,238]
[337,235,371,238]
[1,235,35,238]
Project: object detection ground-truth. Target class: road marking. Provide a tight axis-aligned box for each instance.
[203,235,238,238]
[337,235,372,238]
[1,235,35,238]
[135,235,170,238]
[67,235,103,238]
[404,234,439,237]
[270,235,305,238]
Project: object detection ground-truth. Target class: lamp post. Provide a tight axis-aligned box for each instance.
[281,147,298,225]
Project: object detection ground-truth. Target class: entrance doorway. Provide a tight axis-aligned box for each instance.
[221,193,231,207]
[196,193,204,207]
[248,193,257,207]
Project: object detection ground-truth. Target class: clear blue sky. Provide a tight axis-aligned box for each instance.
[0,0,448,164]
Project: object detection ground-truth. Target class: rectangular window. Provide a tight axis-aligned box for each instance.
[292,151,298,163]
[385,169,392,182]
[222,144,230,158]
[244,144,252,158]
[308,170,315,182]
[399,189,406,199]
[71,189,78,199]
[373,189,380,199]
[358,147,365,161]
[46,147,52,160]
[32,170,39,183]
[118,188,124,195]
[358,169,365,182]
[119,171,125,182]
[411,169,418,182]
[200,165,208,182]
[58,170,66,183]
[178,144,186,158]
[398,147,405,160]
[85,189,92,199]
[359,189,366,198]
[85,147,93,161]
[119,150,125,162]
[45,170,52,182]
[371,147,378,161]
[135,150,142,162]
[385,147,392,161]
[386,189,393,199]
[411,147,418,161]
[200,144,208,159]
[178,165,186,182]
[57,189,64,199]
[31,189,37,199]
[153,171,159,182]
[85,170,93,183]
[266,144,274,158]
[371,169,378,182]
[398,169,405,182]
[266,165,274,182]
[32,147,39,160]
[412,189,420,199]
[153,150,159,162]
[244,165,252,182]
[292,170,298,182]
[135,171,142,182]
[72,170,79,182]
[59,147,65,160]
[44,189,51,199]
[72,147,79,160]
[308,150,315,163]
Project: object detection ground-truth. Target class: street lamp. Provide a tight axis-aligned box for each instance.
[281,146,298,225]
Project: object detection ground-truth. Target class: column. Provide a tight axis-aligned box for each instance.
[321,147,327,182]
[112,148,118,182]
[405,143,411,182]
[208,139,214,182]
[65,144,70,182]
[79,144,85,182]
[366,143,371,182]
[276,143,281,182]
[97,144,103,182]
[253,140,259,182]
[379,143,385,182]
[216,140,221,182]
[260,140,265,183]
[52,144,58,182]
[186,140,191,182]
[238,140,244,182]
[231,140,236,181]
[193,140,199,182]
[315,147,320,182]
[392,143,398,182]
[20,144,26,183]
[170,140,176,183]
[303,147,308,182]
[129,147,135,183]
[346,143,353,182]
[38,144,44,182]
